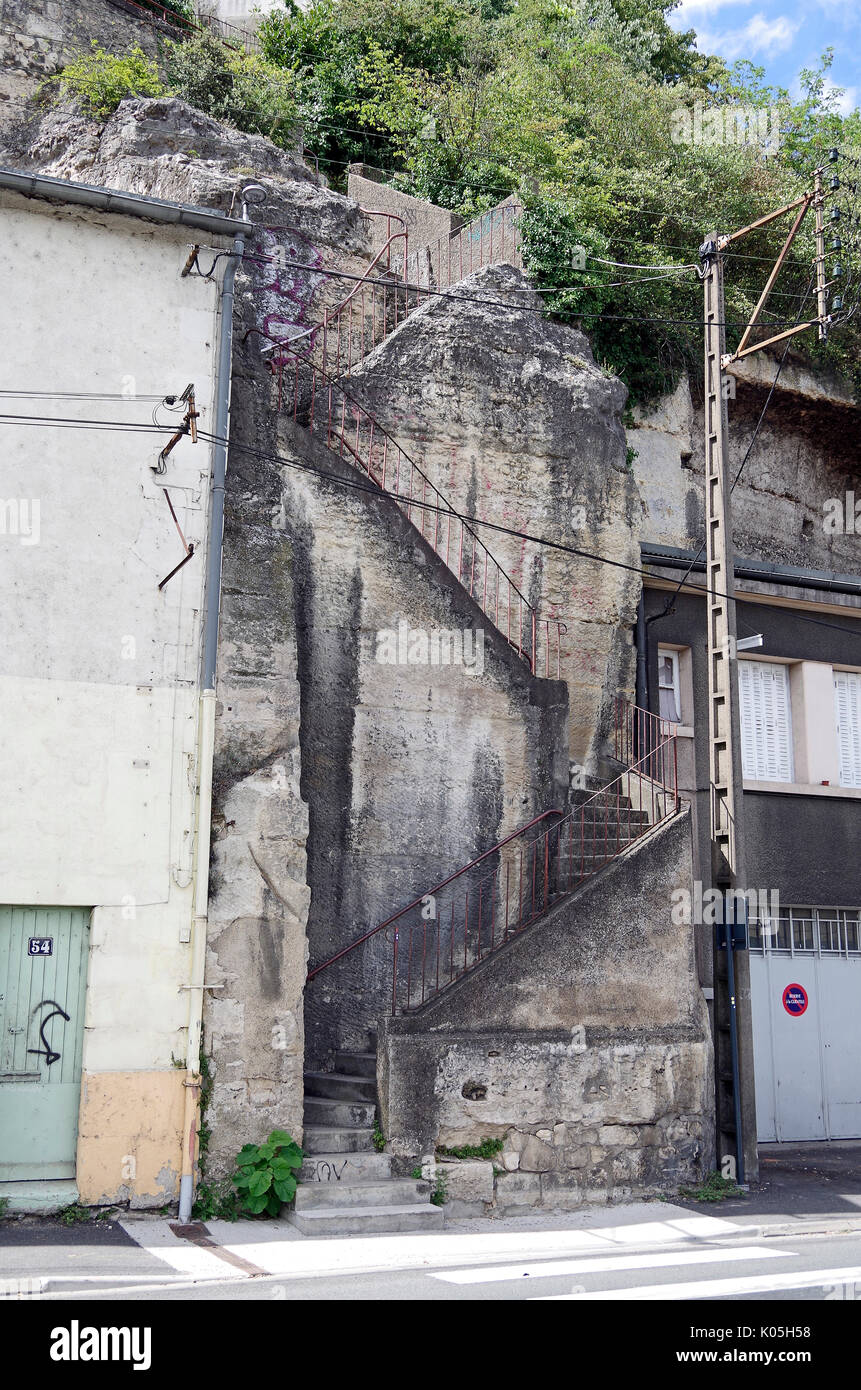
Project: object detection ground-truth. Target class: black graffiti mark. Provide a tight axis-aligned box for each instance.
[27,1000,70,1067]
[313,1160,348,1182]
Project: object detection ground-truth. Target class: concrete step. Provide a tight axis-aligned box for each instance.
[300,1151,392,1183]
[287,1203,444,1236]
[302,1126,376,1155]
[304,1071,377,1102]
[0,1179,78,1214]
[303,1096,376,1128]
[334,1051,376,1078]
[295,1178,430,1211]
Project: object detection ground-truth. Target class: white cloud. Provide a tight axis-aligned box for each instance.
[695,12,802,61]
[825,80,859,116]
[674,0,755,16]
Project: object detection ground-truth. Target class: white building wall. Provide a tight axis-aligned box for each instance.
[0,190,226,1202]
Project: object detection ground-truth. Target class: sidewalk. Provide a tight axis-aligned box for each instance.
[4,1143,861,1295]
[673,1140,861,1238]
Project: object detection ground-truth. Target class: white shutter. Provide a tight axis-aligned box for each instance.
[834,671,861,788]
[738,661,793,782]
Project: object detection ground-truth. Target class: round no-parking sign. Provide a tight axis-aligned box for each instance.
[782,982,808,1017]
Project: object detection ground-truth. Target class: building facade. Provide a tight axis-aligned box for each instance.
[0,169,244,1210]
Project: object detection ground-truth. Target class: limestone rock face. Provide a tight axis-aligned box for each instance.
[346,264,642,764]
[629,364,861,571]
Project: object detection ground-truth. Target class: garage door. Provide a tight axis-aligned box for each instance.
[750,906,861,1142]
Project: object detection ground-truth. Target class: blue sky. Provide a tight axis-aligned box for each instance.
[669,0,860,114]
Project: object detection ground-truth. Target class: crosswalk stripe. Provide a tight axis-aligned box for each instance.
[430,1246,789,1285]
[537,1265,861,1300]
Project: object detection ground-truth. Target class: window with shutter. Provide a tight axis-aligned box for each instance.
[833,670,861,788]
[738,660,794,782]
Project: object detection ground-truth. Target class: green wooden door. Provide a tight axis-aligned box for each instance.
[0,907,90,1180]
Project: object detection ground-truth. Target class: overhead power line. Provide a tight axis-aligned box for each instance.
[2,405,856,639]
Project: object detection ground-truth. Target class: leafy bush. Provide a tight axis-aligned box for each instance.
[142,0,195,19]
[231,1129,303,1217]
[679,1170,742,1203]
[42,42,164,119]
[436,1137,504,1160]
[165,31,298,147]
[192,1180,242,1222]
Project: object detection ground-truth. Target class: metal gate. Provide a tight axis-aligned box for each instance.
[0,906,90,1181]
[750,906,861,1141]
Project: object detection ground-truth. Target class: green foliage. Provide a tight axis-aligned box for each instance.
[57,1203,91,1226]
[231,1129,304,1217]
[430,1170,448,1205]
[192,1180,242,1222]
[164,31,299,147]
[372,1125,386,1152]
[42,42,164,119]
[436,1136,504,1159]
[410,1162,447,1201]
[679,1170,743,1203]
[0,1197,9,1218]
[139,0,195,18]
[256,0,860,402]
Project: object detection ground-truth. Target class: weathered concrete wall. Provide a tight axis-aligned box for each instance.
[630,363,861,570]
[0,184,225,1207]
[346,264,642,768]
[274,421,569,1076]
[4,98,373,1179]
[379,810,714,1206]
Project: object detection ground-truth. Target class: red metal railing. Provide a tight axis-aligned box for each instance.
[307,726,679,1015]
[247,220,411,382]
[110,0,261,54]
[358,210,409,275]
[407,203,523,291]
[260,345,565,677]
[614,696,677,781]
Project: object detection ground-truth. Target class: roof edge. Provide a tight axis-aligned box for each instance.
[0,167,249,238]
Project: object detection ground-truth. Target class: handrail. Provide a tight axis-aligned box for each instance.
[385,733,679,1013]
[247,228,411,380]
[307,808,564,981]
[249,339,565,677]
[614,696,676,773]
[305,714,680,1017]
[408,202,523,291]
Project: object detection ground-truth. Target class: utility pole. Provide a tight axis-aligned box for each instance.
[698,152,840,1188]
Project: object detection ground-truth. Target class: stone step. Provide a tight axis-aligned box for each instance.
[334,1051,376,1078]
[303,1096,377,1128]
[295,1178,430,1211]
[303,1071,377,1102]
[302,1126,376,1155]
[287,1203,444,1236]
[300,1151,392,1183]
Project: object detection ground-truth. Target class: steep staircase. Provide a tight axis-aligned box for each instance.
[290,1042,444,1235]
[254,210,678,1234]
[253,199,566,678]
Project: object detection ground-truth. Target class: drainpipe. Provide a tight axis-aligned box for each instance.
[178,184,266,1225]
[635,591,648,713]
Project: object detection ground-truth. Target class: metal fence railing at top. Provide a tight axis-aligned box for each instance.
[113,1,261,55]
[406,203,523,292]
[307,728,679,1016]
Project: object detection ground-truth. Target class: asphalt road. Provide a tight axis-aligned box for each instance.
[4,1207,861,1302]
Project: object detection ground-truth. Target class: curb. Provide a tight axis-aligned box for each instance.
[728,1216,861,1240]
